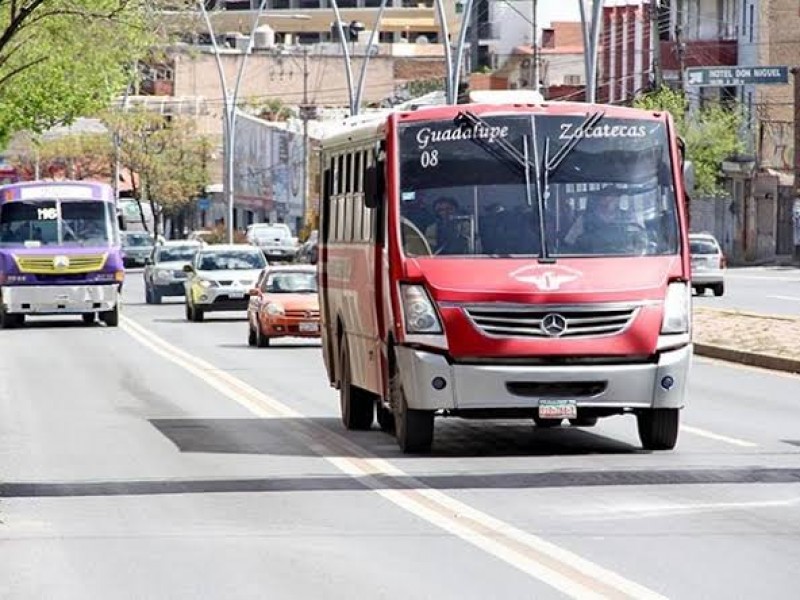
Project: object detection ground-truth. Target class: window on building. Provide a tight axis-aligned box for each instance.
[564,74,582,85]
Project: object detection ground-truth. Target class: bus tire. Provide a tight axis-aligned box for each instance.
[0,305,23,329]
[338,336,374,430]
[391,369,434,453]
[637,408,679,450]
[101,304,120,327]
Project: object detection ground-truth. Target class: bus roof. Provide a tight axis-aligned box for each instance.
[319,101,671,151]
[0,180,114,202]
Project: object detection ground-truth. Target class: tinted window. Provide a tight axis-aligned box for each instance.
[264,271,317,293]
[198,251,266,270]
[690,239,719,254]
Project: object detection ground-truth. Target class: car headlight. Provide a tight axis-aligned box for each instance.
[661,282,690,334]
[266,302,285,315]
[155,269,171,282]
[198,279,217,289]
[401,284,442,334]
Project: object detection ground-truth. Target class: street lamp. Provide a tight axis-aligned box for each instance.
[197,1,309,243]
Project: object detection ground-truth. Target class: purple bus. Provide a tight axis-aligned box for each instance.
[0,181,124,328]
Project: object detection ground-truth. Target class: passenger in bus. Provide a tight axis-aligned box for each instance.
[563,190,635,254]
[425,197,468,255]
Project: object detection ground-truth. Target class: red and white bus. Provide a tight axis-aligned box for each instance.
[318,97,692,453]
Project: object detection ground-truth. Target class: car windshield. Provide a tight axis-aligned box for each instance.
[123,233,153,247]
[690,239,719,254]
[158,246,198,263]
[0,199,115,247]
[398,114,679,259]
[198,250,266,270]
[265,271,317,293]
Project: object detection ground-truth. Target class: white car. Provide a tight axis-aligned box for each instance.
[184,244,268,322]
[689,233,726,296]
[246,223,297,262]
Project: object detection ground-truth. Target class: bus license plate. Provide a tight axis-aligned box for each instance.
[538,399,577,420]
[299,322,319,333]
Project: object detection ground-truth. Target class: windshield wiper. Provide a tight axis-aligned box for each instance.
[545,111,604,178]
[455,111,534,173]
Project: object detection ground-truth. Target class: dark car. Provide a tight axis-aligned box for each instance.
[296,230,318,265]
[143,241,202,304]
[121,231,155,267]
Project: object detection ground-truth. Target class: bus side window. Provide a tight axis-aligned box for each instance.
[321,165,333,243]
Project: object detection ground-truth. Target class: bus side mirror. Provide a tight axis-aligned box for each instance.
[364,163,385,209]
[682,160,696,197]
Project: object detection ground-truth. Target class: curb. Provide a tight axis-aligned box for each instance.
[694,343,800,375]
[694,306,799,323]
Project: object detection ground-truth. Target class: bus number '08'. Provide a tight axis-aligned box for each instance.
[37,207,58,220]
[420,149,439,168]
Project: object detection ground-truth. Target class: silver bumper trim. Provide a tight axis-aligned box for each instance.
[1,285,119,314]
[396,345,692,412]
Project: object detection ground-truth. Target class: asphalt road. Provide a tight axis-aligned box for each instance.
[694,266,800,317]
[1,272,800,599]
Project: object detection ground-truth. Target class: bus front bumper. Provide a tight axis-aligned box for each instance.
[1,285,119,315]
[395,345,692,412]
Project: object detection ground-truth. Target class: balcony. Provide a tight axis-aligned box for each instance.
[660,39,737,71]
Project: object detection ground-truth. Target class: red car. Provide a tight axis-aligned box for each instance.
[247,265,320,347]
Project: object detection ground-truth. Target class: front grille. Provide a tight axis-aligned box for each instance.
[506,381,607,398]
[285,309,319,319]
[465,304,638,339]
[15,253,107,274]
[217,280,233,286]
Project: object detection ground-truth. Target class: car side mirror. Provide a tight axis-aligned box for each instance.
[364,162,385,209]
[145,257,153,266]
[183,264,194,273]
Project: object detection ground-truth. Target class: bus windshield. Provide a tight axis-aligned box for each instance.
[0,199,115,248]
[398,114,679,259]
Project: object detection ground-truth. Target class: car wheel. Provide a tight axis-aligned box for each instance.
[152,289,162,304]
[338,335,374,430]
[256,324,270,347]
[248,323,257,347]
[695,286,706,296]
[376,401,395,434]
[185,302,192,321]
[637,408,679,450]
[712,283,724,297]
[192,305,205,323]
[81,313,95,325]
[145,287,153,304]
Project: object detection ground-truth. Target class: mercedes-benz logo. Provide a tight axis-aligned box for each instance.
[541,313,568,337]
[53,255,70,270]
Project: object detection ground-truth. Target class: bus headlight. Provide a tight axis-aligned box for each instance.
[401,284,442,334]
[661,282,690,334]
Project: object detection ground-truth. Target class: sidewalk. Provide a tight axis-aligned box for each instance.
[693,307,800,374]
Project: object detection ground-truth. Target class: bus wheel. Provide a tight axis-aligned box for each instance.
[338,336,374,430]
[376,401,395,434]
[391,370,434,453]
[101,304,120,327]
[0,306,23,329]
[637,408,679,450]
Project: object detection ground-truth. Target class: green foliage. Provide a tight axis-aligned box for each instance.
[103,109,211,235]
[404,77,446,98]
[0,1,181,147]
[634,86,743,196]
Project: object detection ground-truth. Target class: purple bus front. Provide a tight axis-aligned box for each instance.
[0,181,124,328]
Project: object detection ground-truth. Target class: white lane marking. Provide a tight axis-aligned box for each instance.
[682,425,758,448]
[766,295,800,303]
[566,498,800,520]
[121,316,667,600]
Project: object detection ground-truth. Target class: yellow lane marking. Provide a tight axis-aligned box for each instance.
[121,316,667,600]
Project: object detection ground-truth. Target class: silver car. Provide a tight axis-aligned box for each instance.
[689,233,726,296]
[143,241,202,304]
[121,231,155,267]
[184,244,268,322]
[247,224,297,262]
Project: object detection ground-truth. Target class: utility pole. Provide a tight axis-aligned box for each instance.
[650,0,662,89]
[531,0,538,92]
[675,1,685,92]
[301,46,310,237]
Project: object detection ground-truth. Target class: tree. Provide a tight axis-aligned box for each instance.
[0,1,190,147]
[103,109,211,239]
[9,131,113,180]
[634,86,743,196]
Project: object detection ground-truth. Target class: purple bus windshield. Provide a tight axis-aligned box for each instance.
[0,182,118,249]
